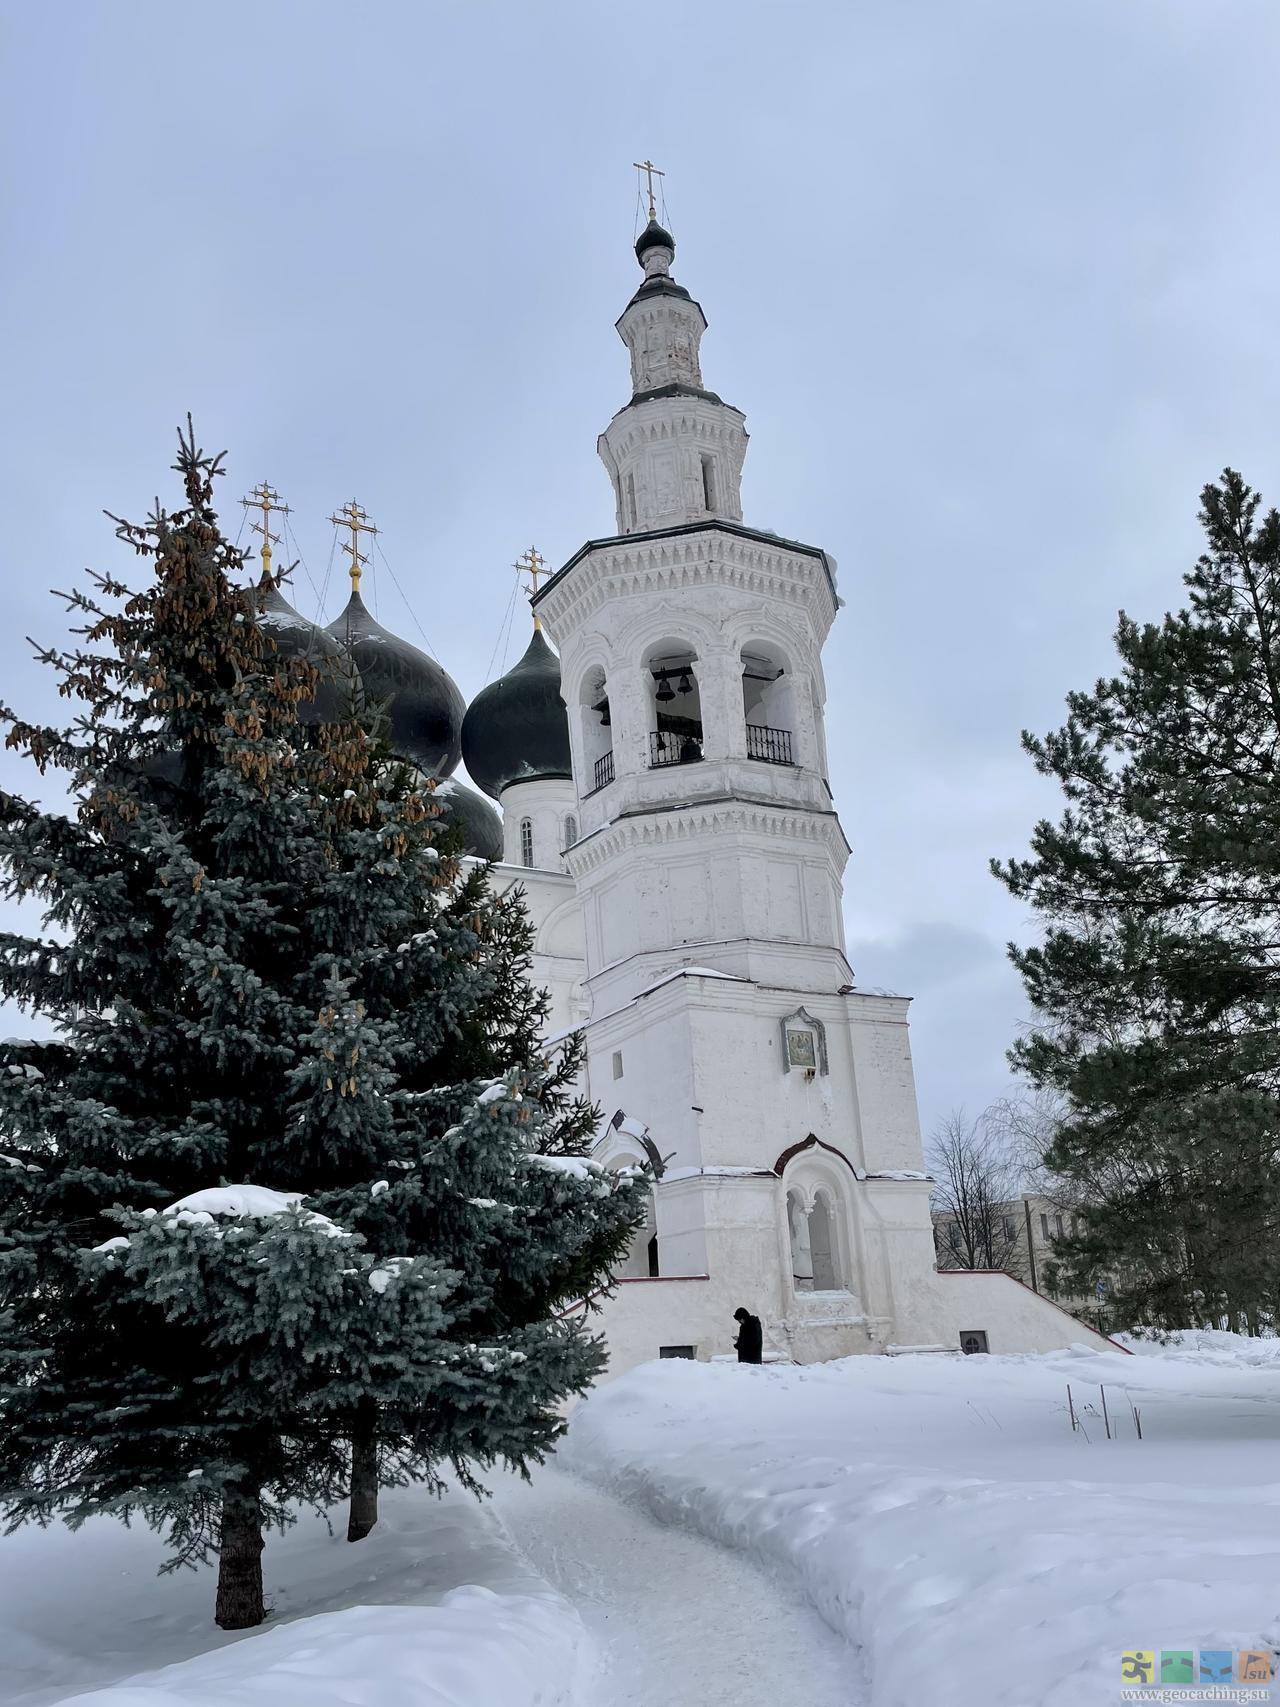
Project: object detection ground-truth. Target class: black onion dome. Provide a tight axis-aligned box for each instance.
[431,777,504,861]
[325,589,465,778]
[635,218,675,263]
[254,576,354,725]
[460,629,572,802]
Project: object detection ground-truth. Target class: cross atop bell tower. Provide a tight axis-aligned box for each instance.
[633,157,665,221]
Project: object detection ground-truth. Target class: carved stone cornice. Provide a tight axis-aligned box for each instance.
[565,794,848,877]
[535,523,838,638]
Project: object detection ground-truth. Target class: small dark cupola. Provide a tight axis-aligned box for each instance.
[430,777,504,862]
[634,217,676,267]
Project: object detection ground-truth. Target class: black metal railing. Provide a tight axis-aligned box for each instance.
[745,723,794,765]
[592,750,615,792]
[649,730,703,768]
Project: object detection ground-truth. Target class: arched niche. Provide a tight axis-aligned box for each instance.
[780,1147,858,1303]
[599,1121,661,1280]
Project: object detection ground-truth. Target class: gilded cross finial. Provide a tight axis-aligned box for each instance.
[328,499,379,594]
[241,481,291,577]
[515,545,548,632]
[633,158,665,222]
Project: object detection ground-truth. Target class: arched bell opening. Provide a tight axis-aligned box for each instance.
[579,664,614,793]
[644,640,702,770]
[741,640,796,767]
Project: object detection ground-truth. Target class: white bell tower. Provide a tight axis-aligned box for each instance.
[533,200,938,1367]
[536,213,848,1015]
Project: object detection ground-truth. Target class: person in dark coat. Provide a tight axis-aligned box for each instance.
[733,1306,763,1364]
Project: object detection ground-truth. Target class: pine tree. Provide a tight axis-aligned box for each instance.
[0,426,644,1628]
[994,471,1280,1329]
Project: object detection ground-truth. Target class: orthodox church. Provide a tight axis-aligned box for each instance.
[260,207,1115,1375]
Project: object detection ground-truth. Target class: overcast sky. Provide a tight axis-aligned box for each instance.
[5,1,1280,1136]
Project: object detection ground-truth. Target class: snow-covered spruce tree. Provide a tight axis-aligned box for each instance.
[994,471,1280,1330]
[0,426,644,1628]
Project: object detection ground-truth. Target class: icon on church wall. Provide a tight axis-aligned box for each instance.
[785,1029,817,1069]
[779,1008,829,1075]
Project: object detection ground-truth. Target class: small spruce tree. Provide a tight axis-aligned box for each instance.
[0,426,643,1627]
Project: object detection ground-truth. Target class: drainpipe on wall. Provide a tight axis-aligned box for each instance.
[1023,1196,1039,1294]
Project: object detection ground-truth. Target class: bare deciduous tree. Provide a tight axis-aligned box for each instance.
[929,1108,1026,1273]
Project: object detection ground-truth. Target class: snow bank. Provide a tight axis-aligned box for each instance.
[51,1593,579,1707]
[2,1486,590,1707]
[561,1347,1280,1707]
[1117,1325,1280,1366]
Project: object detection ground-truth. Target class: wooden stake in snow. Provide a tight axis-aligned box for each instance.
[1067,1383,1077,1432]
[1100,1384,1112,1440]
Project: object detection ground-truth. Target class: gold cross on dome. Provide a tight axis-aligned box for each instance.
[633,158,665,221]
[241,481,291,576]
[329,499,379,594]
[515,545,548,631]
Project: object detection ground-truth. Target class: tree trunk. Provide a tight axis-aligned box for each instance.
[347,1404,379,1543]
[215,1480,265,1630]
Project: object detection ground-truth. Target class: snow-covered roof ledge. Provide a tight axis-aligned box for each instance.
[635,965,748,1000]
[662,1165,774,1182]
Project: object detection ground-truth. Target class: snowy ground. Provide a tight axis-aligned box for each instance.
[559,1337,1280,1707]
[495,1464,857,1707]
[0,1485,590,1707]
[1,1466,858,1707]
[5,1335,1277,1707]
